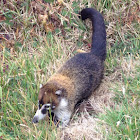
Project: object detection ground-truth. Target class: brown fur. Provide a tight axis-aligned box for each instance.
[39,53,103,113]
[33,8,106,126]
[39,73,75,110]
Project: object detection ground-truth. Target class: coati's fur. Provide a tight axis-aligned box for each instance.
[32,8,106,126]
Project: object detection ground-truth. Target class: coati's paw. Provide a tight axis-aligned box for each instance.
[52,117,70,127]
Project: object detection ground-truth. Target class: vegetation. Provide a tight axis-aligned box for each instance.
[0,0,139,139]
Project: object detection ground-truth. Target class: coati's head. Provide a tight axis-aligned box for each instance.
[32,82,67,123]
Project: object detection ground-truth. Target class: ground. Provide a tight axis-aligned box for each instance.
[0,0,140,140]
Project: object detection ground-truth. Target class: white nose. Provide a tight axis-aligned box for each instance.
[32,109,46,123]
[32,116,39,123]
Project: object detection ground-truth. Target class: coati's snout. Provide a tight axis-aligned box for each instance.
[32,101,56,123]
[32,83,67,123]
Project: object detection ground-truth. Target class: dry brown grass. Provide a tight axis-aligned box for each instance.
[0,0,139,139]
[56,71,115,140]
[57,56,140,140]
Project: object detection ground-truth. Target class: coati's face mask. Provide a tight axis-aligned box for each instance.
[32,84,63,123]
[32,100,56,123]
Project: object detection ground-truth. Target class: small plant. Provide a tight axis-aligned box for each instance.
[0,0,139,139]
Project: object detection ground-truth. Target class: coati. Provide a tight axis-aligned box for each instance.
[32,8,106,126]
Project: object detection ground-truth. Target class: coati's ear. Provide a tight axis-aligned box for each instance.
[40,84,43,88]
[55,90,62,95]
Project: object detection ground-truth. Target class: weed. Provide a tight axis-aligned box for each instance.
[0,0,139,139]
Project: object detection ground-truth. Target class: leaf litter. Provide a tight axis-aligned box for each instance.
[0,0,65,53]
[0,0,66,74]
[1,0,139,139]
[31,0,65,33]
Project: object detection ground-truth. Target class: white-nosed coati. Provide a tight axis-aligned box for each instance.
[32,8,106,126]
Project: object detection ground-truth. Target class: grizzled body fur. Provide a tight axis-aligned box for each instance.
[32,8,106,126]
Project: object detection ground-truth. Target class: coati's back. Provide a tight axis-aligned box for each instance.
[32,8,106,126]
[55,8,106,107]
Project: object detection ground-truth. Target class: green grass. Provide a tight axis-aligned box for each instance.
[0,0,140,139]
[100,57,140,139]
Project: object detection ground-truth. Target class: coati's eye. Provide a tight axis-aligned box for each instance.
[38,100,44,109]
[38,102,43,109]
[38,103,43,109]
[40,104,43,108]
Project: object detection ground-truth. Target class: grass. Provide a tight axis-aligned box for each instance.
[0,0,140,139]
[100,57,140,139]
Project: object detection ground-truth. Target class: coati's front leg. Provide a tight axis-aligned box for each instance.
[53,98,73,127]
